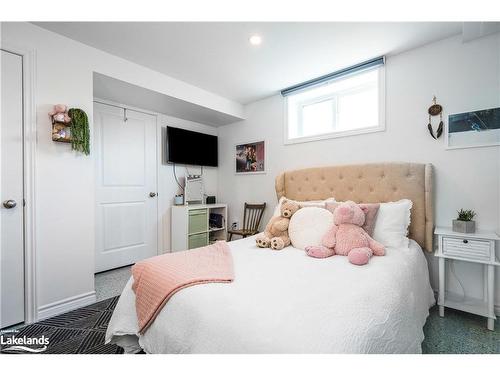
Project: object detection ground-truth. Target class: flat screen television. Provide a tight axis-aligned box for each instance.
[166,126,218,167]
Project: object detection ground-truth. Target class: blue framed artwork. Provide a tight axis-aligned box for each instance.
[447,107,500,149]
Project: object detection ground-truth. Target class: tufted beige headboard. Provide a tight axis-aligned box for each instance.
[275,162,434,252]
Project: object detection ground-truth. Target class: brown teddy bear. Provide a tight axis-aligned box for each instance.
[255,199,300,250]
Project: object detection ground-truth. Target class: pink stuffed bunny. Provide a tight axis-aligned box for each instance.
[305,200,385,265]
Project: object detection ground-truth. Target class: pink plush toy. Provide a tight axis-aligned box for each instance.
[48,104,71,124]
[306,200,385,265]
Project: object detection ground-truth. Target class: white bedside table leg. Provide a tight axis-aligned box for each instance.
[488,319,494,331]
[439,257,445,317]
[487,264,495,331]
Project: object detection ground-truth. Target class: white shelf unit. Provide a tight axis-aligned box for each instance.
[434,226,499,331]
[171,203,227,252]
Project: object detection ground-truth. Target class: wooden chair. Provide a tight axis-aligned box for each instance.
[228,203,266,241]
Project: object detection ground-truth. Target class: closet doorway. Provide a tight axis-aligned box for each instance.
[94,102,158,273]
[1,49,25,328]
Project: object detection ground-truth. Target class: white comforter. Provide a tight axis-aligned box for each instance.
[105,236,435,354]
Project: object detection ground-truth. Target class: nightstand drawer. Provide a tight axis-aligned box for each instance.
[442,237,491,261]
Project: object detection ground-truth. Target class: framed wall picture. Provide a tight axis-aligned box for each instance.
[446,107,500,149]
[235,140,266,174]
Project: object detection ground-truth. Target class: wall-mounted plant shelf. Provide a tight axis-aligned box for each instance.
[53,137,72,143]
[49,105,90,155]
[52,121,72,143]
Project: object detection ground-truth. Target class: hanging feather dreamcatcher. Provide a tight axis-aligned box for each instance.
[427,96,443,139]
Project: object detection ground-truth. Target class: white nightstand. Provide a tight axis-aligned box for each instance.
[434,226,499,331]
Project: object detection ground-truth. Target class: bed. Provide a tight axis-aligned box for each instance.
[106,162,435,353]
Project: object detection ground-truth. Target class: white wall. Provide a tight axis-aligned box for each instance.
[157,114,218,252]
[1,22,237,318]
[218,34,500,308]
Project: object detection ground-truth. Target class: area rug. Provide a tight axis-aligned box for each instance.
[0,297,124,354]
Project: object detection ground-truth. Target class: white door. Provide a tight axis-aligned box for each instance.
[1,50,25,328]
[94,102,158,273]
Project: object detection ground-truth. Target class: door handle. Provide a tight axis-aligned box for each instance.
[3,199,17,209]
[149,192,157,198]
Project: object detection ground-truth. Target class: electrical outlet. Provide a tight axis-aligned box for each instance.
[231,221,239,229]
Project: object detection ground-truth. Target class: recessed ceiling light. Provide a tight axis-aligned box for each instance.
[249,35,262,46]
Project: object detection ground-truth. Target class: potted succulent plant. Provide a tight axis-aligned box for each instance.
[452,209,476,233]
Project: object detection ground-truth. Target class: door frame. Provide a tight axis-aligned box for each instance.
[92,98,161,272]
[1,44,37,324]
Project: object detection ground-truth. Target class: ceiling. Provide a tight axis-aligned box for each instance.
[35,22,463,104]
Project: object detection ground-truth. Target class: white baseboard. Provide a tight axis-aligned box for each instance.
[37,291,96,321]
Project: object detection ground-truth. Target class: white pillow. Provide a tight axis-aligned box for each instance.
[372,199,413,248]
[272,196,335,217]
[288,207,334,250]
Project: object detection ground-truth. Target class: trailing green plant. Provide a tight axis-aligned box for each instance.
[456,209,476,221]
[68,108,90,155]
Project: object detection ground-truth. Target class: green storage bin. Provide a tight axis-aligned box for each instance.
[188,209,208,234]
[188,232,209,249]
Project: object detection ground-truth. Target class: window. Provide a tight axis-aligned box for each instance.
[284,62,385,144]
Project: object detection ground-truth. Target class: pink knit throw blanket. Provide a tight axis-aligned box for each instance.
[132,241,234,333]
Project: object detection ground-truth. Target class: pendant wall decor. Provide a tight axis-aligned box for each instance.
[427,95,443,139]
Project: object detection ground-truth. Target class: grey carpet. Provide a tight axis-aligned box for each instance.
[95,266,132,302]
[1,298,498,354]
[422,305,499,354]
